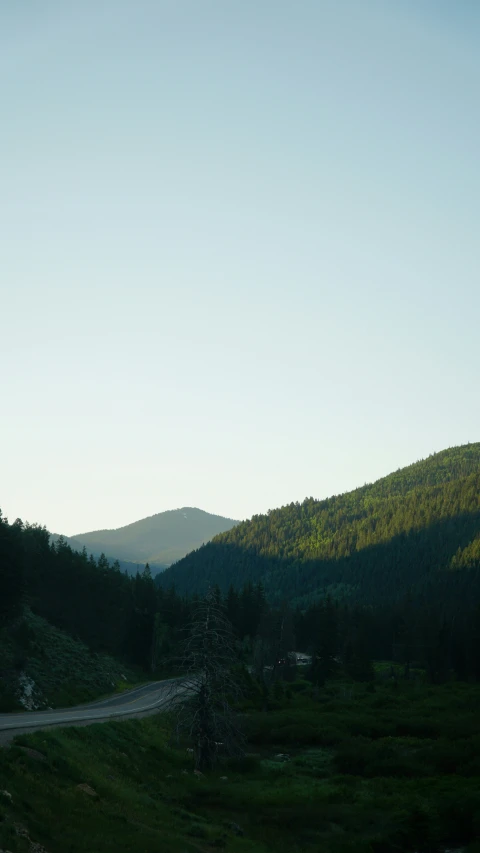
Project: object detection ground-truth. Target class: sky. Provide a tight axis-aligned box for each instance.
[1,0,479,535]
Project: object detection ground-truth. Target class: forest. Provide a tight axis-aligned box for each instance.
[158,443,480,611]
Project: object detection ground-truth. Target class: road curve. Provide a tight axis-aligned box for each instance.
[0,679,182,745]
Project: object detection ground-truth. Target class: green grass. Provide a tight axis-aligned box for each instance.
[2,677,480,852]
[0,717,265,853]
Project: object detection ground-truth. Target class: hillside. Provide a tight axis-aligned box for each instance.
[0,608,136,712]
[58,507,240,573]
[0,511,191,708]
[159,443,480,607]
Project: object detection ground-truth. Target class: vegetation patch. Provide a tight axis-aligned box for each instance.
[2,679,480,852]
[0,609,139,711]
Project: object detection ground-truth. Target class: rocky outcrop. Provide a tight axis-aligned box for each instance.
[76,783,98,798]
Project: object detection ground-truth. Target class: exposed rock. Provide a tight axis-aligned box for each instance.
[17,747,46,762]
[12,823,49,853]
[274,753,290,761]
[16,674,42,711]
[0,790,12,802]
[76,783,98,797]
[181,769,188,775]
[14,823,29,838]
[219,776,228,781]
[193,769,204,778]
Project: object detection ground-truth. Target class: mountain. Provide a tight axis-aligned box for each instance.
[158,443,480,606]
[57,507,240,573]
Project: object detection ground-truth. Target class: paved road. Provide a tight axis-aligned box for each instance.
[0,679,183,745]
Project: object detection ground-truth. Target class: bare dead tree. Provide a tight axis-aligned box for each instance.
[167,591,245,771]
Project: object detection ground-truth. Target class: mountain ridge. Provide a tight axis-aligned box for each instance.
[158,443,480,605]
[53,506,240,573]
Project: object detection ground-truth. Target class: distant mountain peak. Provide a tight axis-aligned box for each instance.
[54,507,240,574]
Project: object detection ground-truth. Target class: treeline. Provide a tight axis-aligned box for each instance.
[0,510,189,672]
[222,581,480,685]
[0,466,480,684]
[158,444,480,609]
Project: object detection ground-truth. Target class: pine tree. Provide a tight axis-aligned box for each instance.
[310,597,338,687]
[0,510,24,622]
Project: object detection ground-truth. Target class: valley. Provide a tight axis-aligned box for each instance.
[1,443,480,852]
[4,1,477,847]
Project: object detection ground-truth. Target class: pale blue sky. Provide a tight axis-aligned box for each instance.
[1,1,479,535]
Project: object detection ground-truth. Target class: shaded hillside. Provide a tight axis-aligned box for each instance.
[62,507,239,572]
[159,444,480,606]
[0,510,191,709]
[0,609,135,712]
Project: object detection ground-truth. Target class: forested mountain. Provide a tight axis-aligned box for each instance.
[55,507,239,573]
[3,442,480,713]
[159,444,480,608]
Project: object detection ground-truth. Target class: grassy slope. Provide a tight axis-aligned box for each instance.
[0,609,139,712]
[2,678,480,852]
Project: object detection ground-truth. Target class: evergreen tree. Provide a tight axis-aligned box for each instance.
[309,597,338,687]
[0,511,24,622]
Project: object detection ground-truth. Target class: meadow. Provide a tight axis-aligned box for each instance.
[1,673,480,852]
